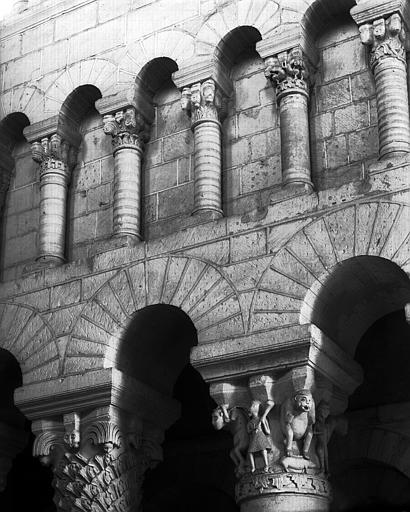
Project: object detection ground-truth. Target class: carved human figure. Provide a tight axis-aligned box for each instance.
[280,389,315,459]
[211,405,249,475]
[247,400,274,473]
[314,401,348,476]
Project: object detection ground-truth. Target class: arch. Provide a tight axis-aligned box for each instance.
[215,25,262,69]
[251,201,410,353]
[69,256,244,377]
[301,0,356,47]
[116,304,197,395]
[334,427,410,481]
[0,85,42,123]
[196,0,281,59]
[59,84,102,129]
[31,59,119,122]
[0,302,58,386]
[118,30,195,84]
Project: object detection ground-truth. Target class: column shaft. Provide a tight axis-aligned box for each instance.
[278,92,311,186]
[265,48,313,189]
[38,161,68,262]
[113,146,143,238]
[193,120,222,214]
[374,57,410,157]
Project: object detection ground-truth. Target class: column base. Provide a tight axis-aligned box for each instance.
[192,207,223,221]
[236,470,331,512]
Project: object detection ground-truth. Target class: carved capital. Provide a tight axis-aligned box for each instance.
[31,134,77,181]
[32,407,161,512]
[359,13,406,70]
[181,79,225,127]
[102,107,148,153]
[265,47,310,101]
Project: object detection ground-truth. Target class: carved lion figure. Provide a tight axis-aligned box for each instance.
[280,389,315,459]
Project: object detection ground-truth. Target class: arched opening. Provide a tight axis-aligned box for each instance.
[0,349,54,511]
[215,26,279,218]
[305,256,410,510]
[63,85,106,261]
[117,304,238,510]
[0,113,31,281]
[302,256,410,355]
[137,58,196,241]
[304,0,377,190]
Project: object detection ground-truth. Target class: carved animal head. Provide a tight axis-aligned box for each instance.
[294,390,313,413]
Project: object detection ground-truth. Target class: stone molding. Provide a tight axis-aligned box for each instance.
[264,47,310,101]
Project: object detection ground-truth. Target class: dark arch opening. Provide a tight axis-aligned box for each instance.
[116,304,198,395]
[60,84,102,129]
[215,26,262,69]
[302,0,356,46]
[136,57,178,100]
[305,256,410,354]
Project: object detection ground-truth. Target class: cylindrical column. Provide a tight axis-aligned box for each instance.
[192,119,222,214]
[31,135,73,263]
[265,48,313,189]
[103,108,146,240]
[113,144,143,237]
[358,14,410,159]
[181,79,223,218]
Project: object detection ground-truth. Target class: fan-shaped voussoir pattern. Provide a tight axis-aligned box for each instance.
[0,302,58,384]
[251,202,410,333]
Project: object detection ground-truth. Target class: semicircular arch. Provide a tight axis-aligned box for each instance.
[251,201,410,352]
[69,255,244,376]
[0,302,59,386]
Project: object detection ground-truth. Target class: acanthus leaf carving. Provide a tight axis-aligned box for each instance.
[359,13,406,70]
[181,79,225,126]
[265,47,310,101]
[102,107,149,153]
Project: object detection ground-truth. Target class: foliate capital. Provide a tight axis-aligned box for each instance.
[181,79,225,127]
[31,134,77,180]
[102,107,149,153]
[359,13,406,69]
[265,47,310,101]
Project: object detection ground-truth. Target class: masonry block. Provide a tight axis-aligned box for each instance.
[334,102,369,135]
[162,130,193,162]
[238,105,277,138]
[348,127,378,162]
[55,2,98,41]
[146,161,178,193]
[224,137,250,169]
[318,79,351,112]
[74,162,101,192]
[249,129,280,161]
[72,213,97,244]
[157,100,190,137]
[231,230,266,263]
[158,182,194,219]
[3,231,37,267]
[241,156,281,194]
[322,38,366,82]
[234,72,267,111]
[22,20,54,55]
[351,71,375,101]
[326,135,348,169]
[87,183,112,212]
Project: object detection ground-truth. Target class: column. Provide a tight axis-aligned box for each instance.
[181,79,224,218]
[31,134,76,264]
[265,47,313,189]
[354,12,410,158]
[208,326,363,512]
[102,108,148,240]
[15,368,179,512]
[32,407,161,512]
